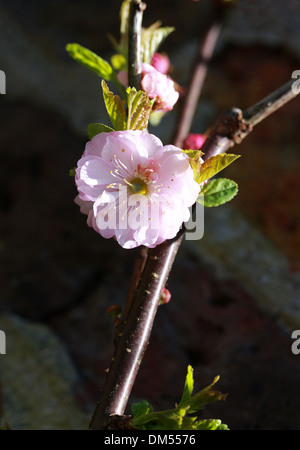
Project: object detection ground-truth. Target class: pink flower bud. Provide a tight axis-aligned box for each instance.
[182,133,206,150]
[141,63,179,112]
[151,52,170,74]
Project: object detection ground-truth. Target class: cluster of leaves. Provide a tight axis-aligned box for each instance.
[130,365,228,430]
[185,150,240,207]
[66,0,174,92]
[109,0,175,66]
[87,80,155,140]
[66,0,174,135]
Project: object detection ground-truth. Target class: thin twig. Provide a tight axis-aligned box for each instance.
[243,78,299,127]
[173,18,222,148]
[128,0,146,89]
[202,78,300,160]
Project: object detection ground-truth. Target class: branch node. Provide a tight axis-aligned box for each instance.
[104,414,133,430]
[217,107,251,143]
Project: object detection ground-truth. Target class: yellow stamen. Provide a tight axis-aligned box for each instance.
[127,177,148,195]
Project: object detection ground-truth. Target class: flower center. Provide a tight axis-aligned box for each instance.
[128,177,148,195]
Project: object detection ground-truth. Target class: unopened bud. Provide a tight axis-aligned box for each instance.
[151,52,170,74]
[182,133,206,150]
[160,287,171,305]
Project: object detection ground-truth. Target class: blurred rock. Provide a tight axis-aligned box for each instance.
[187,205,300,331]
[223,0,300,62]
[0,314,89,430]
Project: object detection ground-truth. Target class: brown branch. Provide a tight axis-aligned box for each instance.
[200,107,249,160]
[128,0,146,89]
[123,245,148,320]
[89,233,184,429]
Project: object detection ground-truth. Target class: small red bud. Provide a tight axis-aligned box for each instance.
[160,287,171,305]
[182,133,206,150]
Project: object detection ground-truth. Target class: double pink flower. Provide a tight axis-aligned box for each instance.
[75,130,199,248]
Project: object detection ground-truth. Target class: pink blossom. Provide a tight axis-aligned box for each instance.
[75,130,200,249]
[182,133,206,150]
[141,63,179,111]
[151,52,170,74]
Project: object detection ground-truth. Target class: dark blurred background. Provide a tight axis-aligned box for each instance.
[0,0,300,430]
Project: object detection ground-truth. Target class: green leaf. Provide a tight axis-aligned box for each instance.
[194,419,229,430]
[187,375,227,413]
[102,80,126,131]
[126,87,155,130]
[66,43,114,81]
[197,178,238,207]
[87,122,114,139]
[182,149,204,159]
[131,400,153,420]
[130,366,228,430]
[182,149,204,183]
[178,365,194,408]
[141,22,175,63]
[131,407,184,430]
[197,153,240,184]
